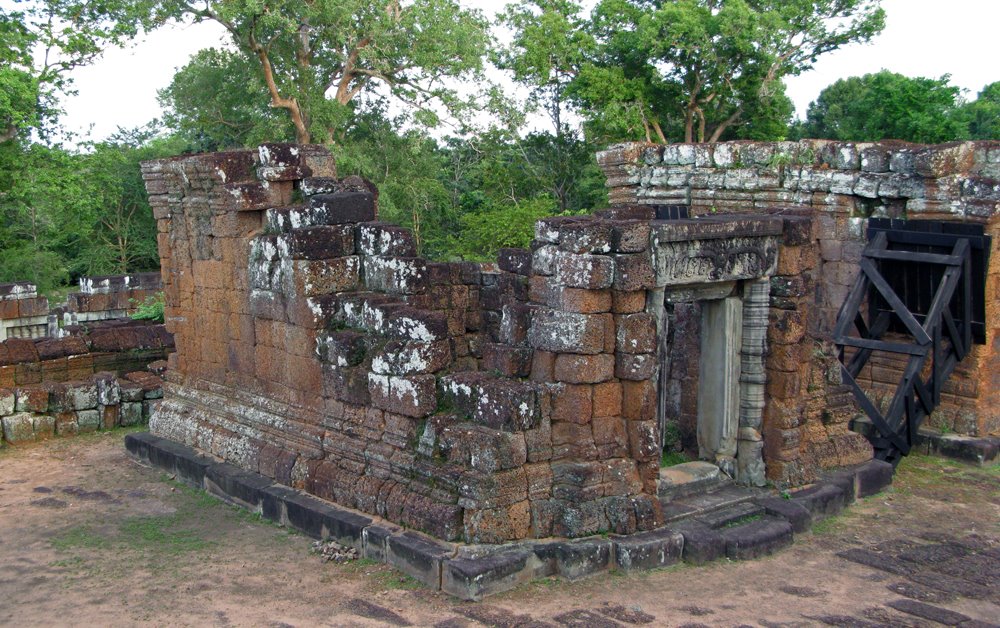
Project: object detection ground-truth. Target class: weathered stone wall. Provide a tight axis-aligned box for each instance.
[143,144,668,543]
[0,367,164,446]
[598,140,1000,468]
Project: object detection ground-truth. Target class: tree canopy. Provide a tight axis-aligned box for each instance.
[800,71,970,143]
[153,0,490,144]
[500,0,885,144]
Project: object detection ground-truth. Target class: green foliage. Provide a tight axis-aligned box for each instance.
[156,0,491,143]
[0,127,177,292]
[801,71,968,143]
[0,1,159,143]
[130,292,165,322]
[501,0,884,144]
[959,81,1000,140]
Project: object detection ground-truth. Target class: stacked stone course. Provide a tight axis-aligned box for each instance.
[598,140,1000,479]
[0,367,164,445]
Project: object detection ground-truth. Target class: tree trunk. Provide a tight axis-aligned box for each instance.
[708,108,743,143]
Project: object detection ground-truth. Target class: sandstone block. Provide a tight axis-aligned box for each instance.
[615,353,656,380]
[280,225,355,259]
[316,330,367,367]
[0,388,14,416]
[15,387,48,413]
[550,384,593,424]
[611,221,651,253]
[613,252,656,291]
[368,373,437,418]
[371,340,451,375]
[628,420,660,461]
[558,220,612,254]
[355,222,417,256]
[551,287,612,313]
[363,256,428,295]
[622,380,656,421]
[528,309,606,355]
[616,312,657,353]
[2,412,35,443]
[498,248,532,275]
[308,191,376,224]
[292,257,360,296]
[553,354,615,384]
[481,344,532,378]
[554,251,614,290]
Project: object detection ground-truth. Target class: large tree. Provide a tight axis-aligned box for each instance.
[801,71,967,143]
[156,0,490,144]
[501,0,884,144]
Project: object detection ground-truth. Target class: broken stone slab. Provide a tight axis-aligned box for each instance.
[532,538,613,580]
[718,516,793,560]
[822,459,894,502]
[205,462,275,512]
[754,496,812,533]
[308,191,376,224]
[283,491,372,551]
[914,430,1000,466]
[788,482,846,520]
[612,528,684,571]
[658,461,726,502]
[673,520,725,565]
[695,501,764,530]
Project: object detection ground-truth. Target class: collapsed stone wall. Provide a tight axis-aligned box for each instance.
[142,144,667,543]
[598,140,1000,466]
[0,320,173,388]
[63,272,162,327]
[0,367,164,446]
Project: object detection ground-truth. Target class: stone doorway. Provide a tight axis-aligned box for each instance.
[657,279,769,486]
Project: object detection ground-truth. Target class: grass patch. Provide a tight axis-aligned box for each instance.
[368,565,425,591]
[51,526,112,551]
[661,450,691,467]
[809,515,847,536]
[117,515,214,555]
[721,514,763,528]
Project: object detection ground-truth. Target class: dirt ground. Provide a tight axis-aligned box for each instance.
[0,429,997,628]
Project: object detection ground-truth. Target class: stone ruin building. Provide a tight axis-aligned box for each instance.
[126,139,998,598]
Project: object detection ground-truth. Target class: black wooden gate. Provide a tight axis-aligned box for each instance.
[833,219,991,466]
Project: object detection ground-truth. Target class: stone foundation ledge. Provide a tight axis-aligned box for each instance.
[914,430,1000,466]
[125,432,893,600]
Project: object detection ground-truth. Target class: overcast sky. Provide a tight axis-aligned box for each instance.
[57,0,1000,143]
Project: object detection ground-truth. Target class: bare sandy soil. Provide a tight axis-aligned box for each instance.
[0,429,997,628]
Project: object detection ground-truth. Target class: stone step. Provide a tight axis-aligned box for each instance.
[661,484,764,524]
[658,461,729,502]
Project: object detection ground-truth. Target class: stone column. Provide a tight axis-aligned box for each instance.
[737,279,769,486]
